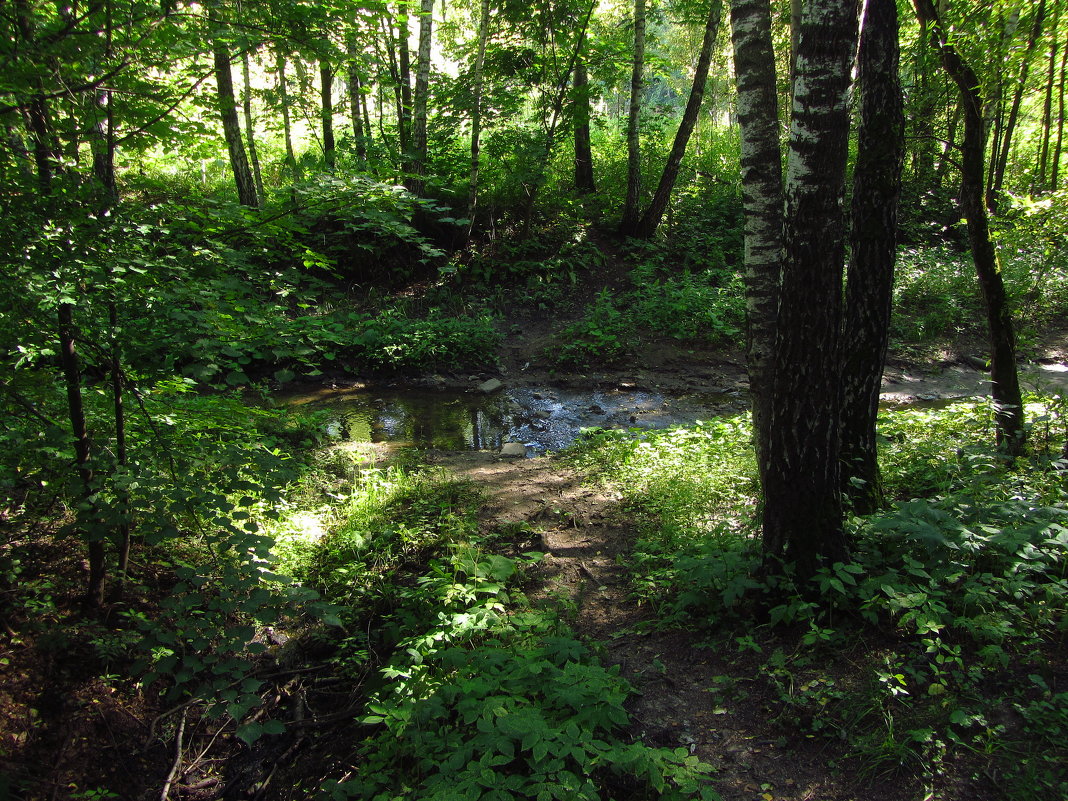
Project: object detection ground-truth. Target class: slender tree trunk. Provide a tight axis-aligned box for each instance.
[632,0,723,239]
[517,0,598,235]
[242,50,265,201]
[840,0,904,514]
[1054,28,1068,187]
[1037,0,1061,189]
[276,50,300,184]
[468,0,492,216]
[990,0,1047,210]
[321,61,336,171]
[729,0,783,484]
[409,0,435,192]
[347,38,368,163]
[762,0,857,580]
[210,7,258,208]
[91,89,118,202]
[58,303,106,606]
[25,96,61,193]
[916,0,1025,457]
[619,0,647,232]
[573,54,596,194]
[398,8,414,162]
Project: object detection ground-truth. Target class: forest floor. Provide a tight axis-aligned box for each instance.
[4,261,1068,800]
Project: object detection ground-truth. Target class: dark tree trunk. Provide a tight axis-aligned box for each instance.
[321,61,336,171]
[91,88,118,202]
[762,0,858,580]
[573,55,596,194]
[58,303,106,606]
[1054,26,1068,187]
[619,0,647,233]
[729,0,783,484]
[632,0,723,239]
[398,7,414,164]
[840,0,904,514]
[26,95,61,193]
[916,0,1026,457]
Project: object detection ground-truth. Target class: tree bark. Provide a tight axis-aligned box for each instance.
[619,0,647,233]
[469,0,492,216]
[573,54,596,194]
[729,0,783,485]
[990,0,1047,210]
[321,61,336,171]
[915,0,1026,457]
[632,0,723,239]
[1053,22,1068,187]
[1037,0,1061,189]
[58,302,106,606]
[242,49,265,201]
[840,0,904,514]
[347,38,368,164]
[409,0,434,192]
[210,6,258,208]
[762,0,857,579]
[275,49,300,184]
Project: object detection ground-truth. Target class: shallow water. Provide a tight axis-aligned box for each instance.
[282,385,742,454]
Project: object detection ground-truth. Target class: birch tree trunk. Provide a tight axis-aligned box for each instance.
[210,6,258,208]
[840,0,904,514]
[729,0,783,484]
[762,0,858,579]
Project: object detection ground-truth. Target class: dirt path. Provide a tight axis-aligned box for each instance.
[427,449,905,801]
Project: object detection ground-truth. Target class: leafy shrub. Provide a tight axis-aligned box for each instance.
[892,246,983,342]
[320,545,717,801]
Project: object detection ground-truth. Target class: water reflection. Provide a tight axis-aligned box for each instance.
[287,385,742,454]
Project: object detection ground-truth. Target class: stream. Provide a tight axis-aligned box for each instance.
[282,384,745,455]
[282,361,1068,456]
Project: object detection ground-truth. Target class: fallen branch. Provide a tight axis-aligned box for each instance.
[159,708,188,801]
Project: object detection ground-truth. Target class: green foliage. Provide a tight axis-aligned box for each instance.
[892,246,982,342]
[317,544,716,801]
[272,459,718,800]
[572,398,1067,793]
[546,268,744,369]
[550,290,633,369]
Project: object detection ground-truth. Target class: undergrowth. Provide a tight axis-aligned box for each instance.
[277,461,719,800]
[569,396,1068,795]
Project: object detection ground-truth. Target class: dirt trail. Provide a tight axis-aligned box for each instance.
[427,449,900,801]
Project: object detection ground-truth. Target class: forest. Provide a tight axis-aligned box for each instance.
[1,0,1067,797]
